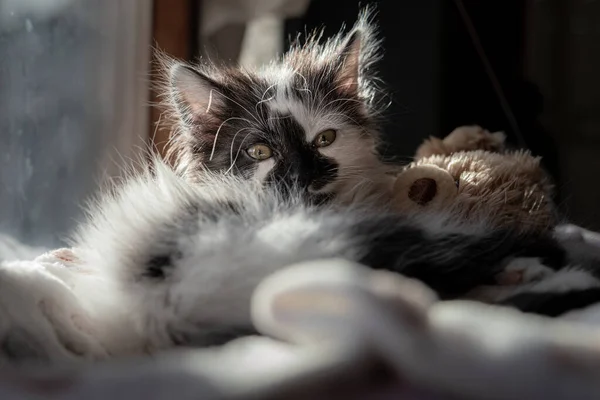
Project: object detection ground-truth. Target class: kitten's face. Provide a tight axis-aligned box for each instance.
[165,17,391,204]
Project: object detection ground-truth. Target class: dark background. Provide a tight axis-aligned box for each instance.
[3,0,599,248]
[286,0,600,229]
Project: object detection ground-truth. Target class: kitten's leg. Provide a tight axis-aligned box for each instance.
[466,266,600,317]
[500,288,600,317]
[464,258,557,304]
[497,267,600,316]
[514,235,568,270]
[495,257,555,285]
[354,217,567,299]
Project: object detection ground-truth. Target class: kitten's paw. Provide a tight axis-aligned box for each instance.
[465,258,554,302]
[49,248,80,264]
[497,257,555,285]
[39,300,109,361]
[554,224,585,243]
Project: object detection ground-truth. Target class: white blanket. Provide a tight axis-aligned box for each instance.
[0,258,600,399]
[2,227,600,399]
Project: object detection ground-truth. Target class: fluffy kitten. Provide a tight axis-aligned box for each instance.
[63,159,568,356]
[154,12,600,322]
[160,10,395,206]
[3,158,598,365]
[1,12,594,367]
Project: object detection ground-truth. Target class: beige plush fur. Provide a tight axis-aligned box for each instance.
[393,126,557,234]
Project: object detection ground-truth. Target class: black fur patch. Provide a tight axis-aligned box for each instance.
[144,254,173,279]
[352,215,569,299]
[262,113,339,192]
[500,288,600,317]
[512,235,567,270]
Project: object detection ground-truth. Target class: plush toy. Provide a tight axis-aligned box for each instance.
[392,125,558,235]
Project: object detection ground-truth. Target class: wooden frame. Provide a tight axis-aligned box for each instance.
[110,0,154,175]
[149,0,199,157]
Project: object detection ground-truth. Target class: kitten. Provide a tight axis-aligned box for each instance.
[0,11,593,367]
[5,158,598,365]
[154,11,600,319]
[67,159,566,355]
[159,9,395,206]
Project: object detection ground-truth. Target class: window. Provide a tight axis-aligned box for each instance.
[0,0,152,248]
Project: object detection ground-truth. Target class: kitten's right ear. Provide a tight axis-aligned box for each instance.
[169,64,226,124]
[333,8,381,99]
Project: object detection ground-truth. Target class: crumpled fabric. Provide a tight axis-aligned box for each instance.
[2,241,600,398]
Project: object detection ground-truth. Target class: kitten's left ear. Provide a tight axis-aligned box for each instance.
[168,63,226,126]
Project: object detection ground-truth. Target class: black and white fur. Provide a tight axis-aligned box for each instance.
[160,9,395,206]
[3,11,597,366]
[67,159,571,354]
[155,11,600,321]
[469,231,600,317]
[1,161,598,365]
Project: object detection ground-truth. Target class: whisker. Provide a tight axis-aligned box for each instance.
[323,112,364,127]
[267,114,293,121]
[255,83,277,114]
[226,131,254,174]
[315,82,361,112]
[211,89,262,126]
[210,117,254,161]
[322,98,365,109]
[229,127,253,166]
[292,69,313,96]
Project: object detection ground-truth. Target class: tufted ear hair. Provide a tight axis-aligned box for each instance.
[335,30,362,96]
[333,9,382,98]
[168,63,227,126]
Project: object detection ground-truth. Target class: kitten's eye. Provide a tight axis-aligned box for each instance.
[246,144,273,161]
[313,129,337,148]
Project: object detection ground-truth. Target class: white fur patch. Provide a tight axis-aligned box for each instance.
[253,158,275,182]
[503,258,555,283]
[71,159,365,350]
[256,213,321,252]
[524,268,600,294]
[474,267,600,304]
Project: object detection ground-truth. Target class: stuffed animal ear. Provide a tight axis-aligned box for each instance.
[415,126,506,159]
[392,165,458,212]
